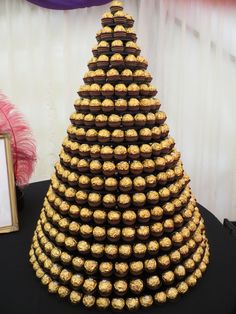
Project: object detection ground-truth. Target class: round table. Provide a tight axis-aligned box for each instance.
[0,180,236,314]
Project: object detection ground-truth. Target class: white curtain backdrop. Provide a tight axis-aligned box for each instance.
[0,0,235,221]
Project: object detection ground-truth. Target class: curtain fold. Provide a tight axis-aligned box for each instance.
[26,0,110,10]
[0,0,235,221]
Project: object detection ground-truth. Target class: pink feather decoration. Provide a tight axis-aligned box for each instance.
[0,91,36,187]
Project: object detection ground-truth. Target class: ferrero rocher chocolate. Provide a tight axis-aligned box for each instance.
[144,258,157,273]
[166,287,179,301]
[162,271,175,285]
[100,262,113,276]
[50,264,62,277]
[114,280,128,295]
[130,278,144,294]
[174,265,186,279]
[147,275,161,290]
[58,286,70,298]
[59,269,72,283]
[83,278,97,293]
[72,256,85,271]
[41,274,51,286]
[71,274,84,289]
[111,298,125,311]
[70,291,82,304]
[60,252,72,265]
[96,297,110,309]
[154,291,167,304]
[84,260,98,274]
[177,281,189,294]
[98,279,113,296]
[126,297,139,311]
[48,281,59,294]
[30,0,209,310]
[139,295,153,308]
[83,295,96,308]
[115,262,129,277]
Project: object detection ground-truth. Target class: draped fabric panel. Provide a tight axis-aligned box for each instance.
[26,0,110,10]
[0,0,235,221]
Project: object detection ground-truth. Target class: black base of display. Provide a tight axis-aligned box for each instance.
[16,185,24,211]
[0,180,236,314]
[223,219,236,240]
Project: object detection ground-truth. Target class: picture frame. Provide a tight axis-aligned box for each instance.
[0,133,19,233]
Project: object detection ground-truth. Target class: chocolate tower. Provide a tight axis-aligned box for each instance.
[29,1,210,310]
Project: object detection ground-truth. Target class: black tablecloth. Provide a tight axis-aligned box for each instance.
[0,180,236,314]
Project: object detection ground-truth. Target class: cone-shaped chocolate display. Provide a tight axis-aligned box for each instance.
[29,1,210,310]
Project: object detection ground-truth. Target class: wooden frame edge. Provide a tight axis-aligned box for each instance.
[0,133,19,233]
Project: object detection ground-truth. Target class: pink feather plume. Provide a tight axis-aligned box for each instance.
[0,91,37,187]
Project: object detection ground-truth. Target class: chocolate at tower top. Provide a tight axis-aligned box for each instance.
[29,0,210,311]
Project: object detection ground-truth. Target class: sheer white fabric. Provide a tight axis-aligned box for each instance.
[0,0,235,221]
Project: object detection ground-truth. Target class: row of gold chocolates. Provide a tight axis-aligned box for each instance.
[70,111,165,127]
[47,179,192,208]
[62,139,173,159]
[70,111,165,128]
[93,40,141,57]
[32,226,208,277]
[101,11,134,28]
[74,98,160,113]
[43,192,196,231]
[69,114,166,130]
[38,210,204,256]
[34,241,207,284]
[78,82,156,98]
[34,215,204,261]
[44,197,192,229]
[53,162,183,190]
[43,196,200,230]
[33,234,207,280]
[57,158,180,179]
[52,172,189,204]
[32,221,207,277]
[58,150,181,176]
[56,160,182,186]
[48,178,189,208]
[52,176,189,208]
[40,213,202,249]
[39,205,203,244]
[88,55,147,71]
[44,188,195,224]
[30,256,209,311]
[67,127,168,145]
[59,143,176,164]
[83,69,152,85]
[42,209,197,245]
[46,182,193,218]
[96,26,137,43]
[32,247,206,293]
[29,238,209,309]
[54,158,183,186]
[30,240,208,297]
[34,219,206,268]
[67,126,168,144]
[45,198,195,233]
[31,272,208,310]
[60,140,174,163]
[55,152,183,177]
[60,143,174,165]
[45,188,194,222]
